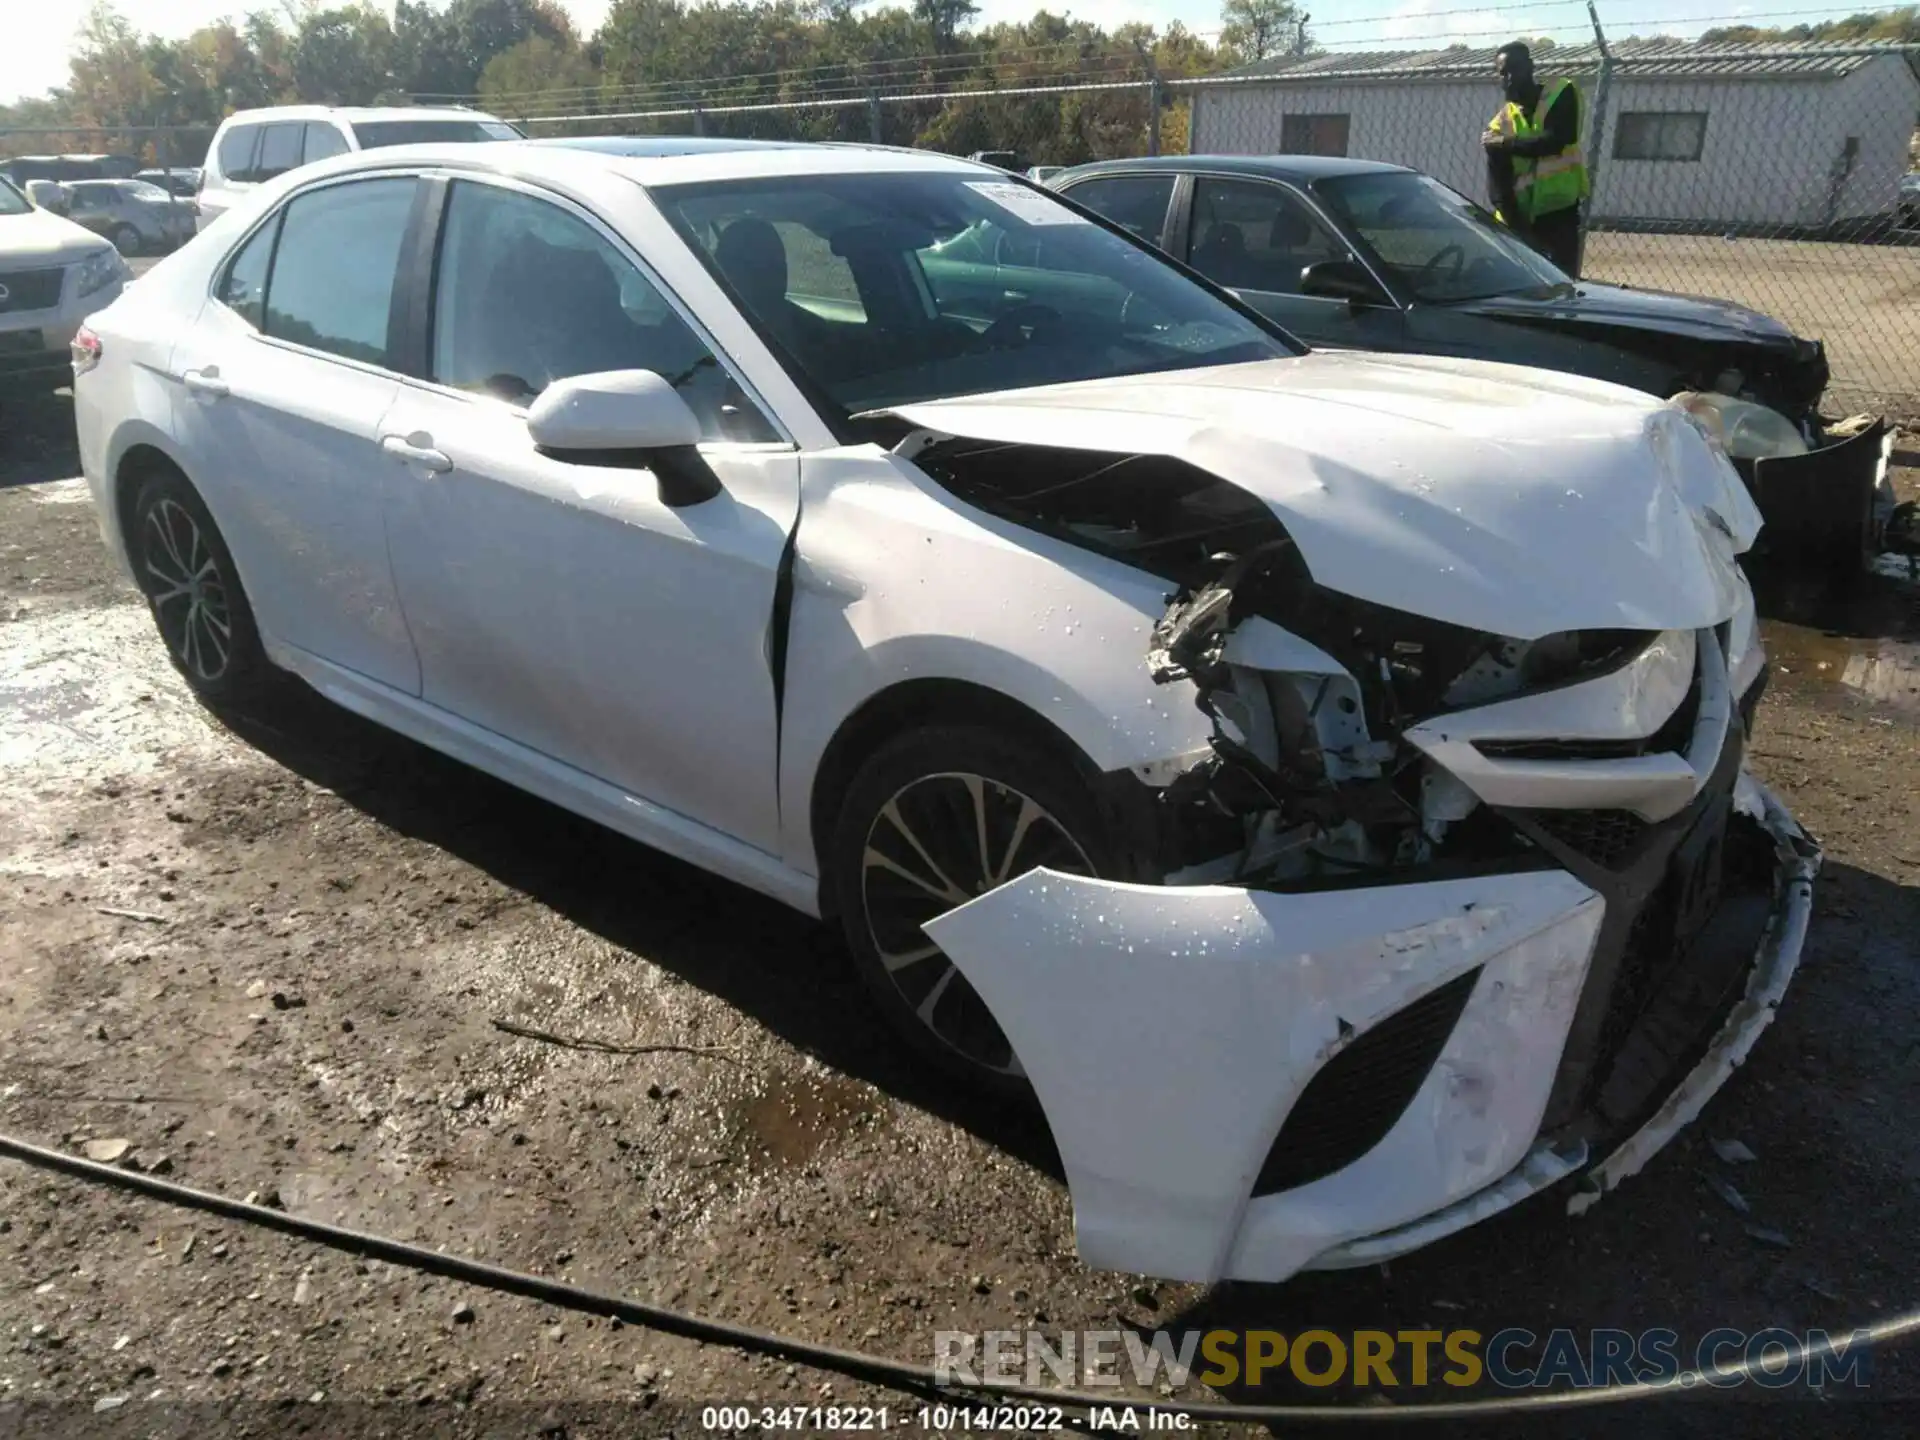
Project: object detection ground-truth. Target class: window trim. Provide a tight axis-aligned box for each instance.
[1612,110,1708,163]
[404,168,793,448]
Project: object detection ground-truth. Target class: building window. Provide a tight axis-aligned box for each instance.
[1614,111,1708,162]
[1281,113,1351,158]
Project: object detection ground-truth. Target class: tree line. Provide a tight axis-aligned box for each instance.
[0,0,1312,166]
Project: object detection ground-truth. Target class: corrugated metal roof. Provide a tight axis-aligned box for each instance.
[1224,39,1916,84]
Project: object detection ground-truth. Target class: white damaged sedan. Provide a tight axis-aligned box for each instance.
[73,138,1817,1285]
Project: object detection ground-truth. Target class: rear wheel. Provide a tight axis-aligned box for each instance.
[110,223,143,257]
[831,725,1110,1094]
[129,467,272,706]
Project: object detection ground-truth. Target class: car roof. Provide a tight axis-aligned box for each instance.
[1057,154,1413,184]
[309,137,1000,187]
[221,104,504,125]
[529,136,815,158]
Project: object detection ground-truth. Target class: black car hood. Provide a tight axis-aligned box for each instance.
[1454,281,1801,349]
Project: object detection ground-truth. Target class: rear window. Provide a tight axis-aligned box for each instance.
[351,119,521,149]
[215,125,259,181]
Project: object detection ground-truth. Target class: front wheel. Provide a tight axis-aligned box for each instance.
[110,223,143,257]
[831,725,1112,1095]
[130,467,272,706]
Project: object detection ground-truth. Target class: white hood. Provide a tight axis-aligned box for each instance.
[886,351,1761,639]
[0,206,114,265]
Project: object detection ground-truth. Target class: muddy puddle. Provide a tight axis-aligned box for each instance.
[725,1068,880,1170]
[1758,564,1920,721]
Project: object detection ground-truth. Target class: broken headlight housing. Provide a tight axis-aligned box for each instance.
[1671,391,1809,462]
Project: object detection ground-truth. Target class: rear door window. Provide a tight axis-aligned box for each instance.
[262,178,417,366]
[218,214,280,329]
[1187,178,1344,294]
[303,123,351,165]
[1058,174,1176,245]
[255,124,307,182]
[216,124,260,182]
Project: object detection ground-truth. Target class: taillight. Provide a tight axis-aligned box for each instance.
[71,325,102,377]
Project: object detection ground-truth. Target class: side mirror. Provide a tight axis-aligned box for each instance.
[1300,257,1390,307]
[526,368,720,508]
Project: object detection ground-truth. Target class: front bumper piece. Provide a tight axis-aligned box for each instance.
[923,621,1818,1284]
[1736,420,1894,571]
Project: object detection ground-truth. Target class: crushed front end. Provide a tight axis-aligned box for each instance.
[923,495,1818,1285]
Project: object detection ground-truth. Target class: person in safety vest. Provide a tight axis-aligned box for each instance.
[1482,41,1590,276]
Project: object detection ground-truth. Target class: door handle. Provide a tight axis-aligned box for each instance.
[181,367,228,397]
[380,433,453,473]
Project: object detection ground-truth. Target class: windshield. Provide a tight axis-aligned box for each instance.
[0,178,29,217]
[1314,171,1567,303]
[652,171,1295,421]
[122,180,172,200]
[352,119,523,148]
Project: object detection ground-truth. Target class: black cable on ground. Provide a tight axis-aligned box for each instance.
[3,1130,1915,1423]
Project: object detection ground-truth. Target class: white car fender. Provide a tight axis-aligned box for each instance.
[775,448,1217,878]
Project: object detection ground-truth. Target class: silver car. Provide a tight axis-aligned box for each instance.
[61,179,196,255]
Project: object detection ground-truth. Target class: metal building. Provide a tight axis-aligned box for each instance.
[1190,41,1920,230]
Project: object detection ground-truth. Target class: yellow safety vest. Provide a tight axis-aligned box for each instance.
[1489,77,1590,222]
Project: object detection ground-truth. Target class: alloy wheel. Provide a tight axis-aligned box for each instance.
[860,771,1094,1075]
[141,497,233,683]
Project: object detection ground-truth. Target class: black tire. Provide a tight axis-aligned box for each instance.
[110,223,144,257]
[129,466,272,706]
[831,724,1113,1095]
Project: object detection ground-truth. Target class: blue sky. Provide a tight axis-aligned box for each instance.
[0,1,1868,106]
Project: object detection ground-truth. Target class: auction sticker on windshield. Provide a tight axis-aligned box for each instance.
[965,180,1087,225]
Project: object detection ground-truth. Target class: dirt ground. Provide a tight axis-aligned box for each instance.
[2,361,1919,1439]
[1581,230,1920,421]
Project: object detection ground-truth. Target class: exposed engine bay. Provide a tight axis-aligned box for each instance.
[909,434,1688,894]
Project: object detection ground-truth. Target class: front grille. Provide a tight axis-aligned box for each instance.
[1250,967,1481,1197]
[0,267,64,314]
[1526,808,1652,869]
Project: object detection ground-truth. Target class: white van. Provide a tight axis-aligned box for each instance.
[198,106,520,226]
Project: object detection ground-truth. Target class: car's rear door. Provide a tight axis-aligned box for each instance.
[167,174,422,694]
[376,175,798,853]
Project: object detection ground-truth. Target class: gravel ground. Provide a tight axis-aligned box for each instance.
[1,368,1918,1438]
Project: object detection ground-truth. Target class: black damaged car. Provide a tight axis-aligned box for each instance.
[1053,154,1901,571]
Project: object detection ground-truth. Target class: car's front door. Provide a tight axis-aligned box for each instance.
[1180,176,1406,351]
[168,175,421,693]
[378,177,798,853]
